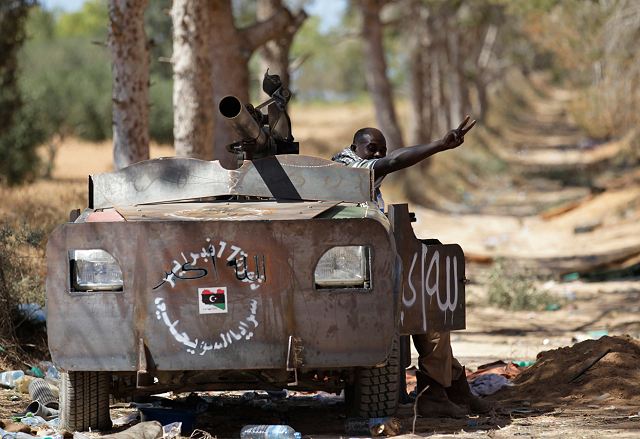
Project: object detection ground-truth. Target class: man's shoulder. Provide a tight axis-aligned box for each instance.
[331,147,377,169]
[331,147,356,165]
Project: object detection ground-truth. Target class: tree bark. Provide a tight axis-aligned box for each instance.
[358,0,404,150]
[408,0,427,145]
[257,0,307,91]
[210,0,251,169]
[108,0,150,170]
[210,0,303,168]
[172,0,214,160]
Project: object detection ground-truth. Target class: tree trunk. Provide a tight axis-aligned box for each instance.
[172,0,214,160]
[257,0,290,88]
[358,0,404,150]
[257,0,307,94]
[108,0,150,170]
[210,0,300,168]
[408,0,427,145]
[445,16,462,127]
[210,1,250,169]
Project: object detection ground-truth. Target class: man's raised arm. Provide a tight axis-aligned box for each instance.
[373,116,476,178]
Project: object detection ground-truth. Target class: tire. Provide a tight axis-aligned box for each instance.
[345,336,400,418]
[60,371,112,431]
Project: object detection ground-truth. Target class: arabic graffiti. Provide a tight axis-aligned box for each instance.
[155,297,259,355]
[153,239,265,291]
[153,238,266,355]
[227,254,266,283]
[403,244,460,330]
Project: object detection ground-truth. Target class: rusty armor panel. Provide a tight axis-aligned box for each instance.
[90,156,374,208]
[46,218,396,372]
[388,204,466,334]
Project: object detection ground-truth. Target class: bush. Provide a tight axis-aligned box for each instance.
[149,74,173,144]
[0,102,46,185]
[487,259,557,311]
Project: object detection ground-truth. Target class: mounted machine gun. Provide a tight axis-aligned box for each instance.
[219,70,299,166]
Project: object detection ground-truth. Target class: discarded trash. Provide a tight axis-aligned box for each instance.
[40,362,60,384]
[545,303,561,311]
[465,360,523,381]
[0,427,37,439]
[28,378,59,408]
[0,370,25,388]
[18,414,48,428]
[98,421,163,439]
[562,272,580,282]
[572,330,609,343]
[240,424,302,439]
[112,411,140,427]
[28,366,45,379]
[469,373,513,396]
[515,360,535,367]
[14,376,36,394]
[17,303,46,324]
[162,422,182,439]
[140,407,195,434]
[344,417,401,436]
[23,400,59,419]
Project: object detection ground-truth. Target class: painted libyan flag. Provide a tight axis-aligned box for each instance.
[201,288,226,311]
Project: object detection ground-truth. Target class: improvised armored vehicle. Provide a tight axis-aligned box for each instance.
[46,73,466,431]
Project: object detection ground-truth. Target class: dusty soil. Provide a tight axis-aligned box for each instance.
[2,73,640,437]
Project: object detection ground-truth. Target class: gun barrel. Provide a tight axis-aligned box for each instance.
[219,95,267,152]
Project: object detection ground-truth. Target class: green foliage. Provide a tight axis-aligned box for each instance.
[55,0,107,39]
[290,16,366,100]
[0,102,46,185]
[0,0,41,185]
[20,36,112,141]
[13,4,175,147]
[145,0,173,79]
[487,259,557,311]
[149,74,174,144]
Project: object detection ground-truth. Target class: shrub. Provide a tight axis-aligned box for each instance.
[487,259,557,311]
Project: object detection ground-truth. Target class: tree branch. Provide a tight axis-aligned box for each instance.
[241,7,304,53]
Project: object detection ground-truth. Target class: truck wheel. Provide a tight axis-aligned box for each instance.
[345,336,400,418]
[60,371,112,431]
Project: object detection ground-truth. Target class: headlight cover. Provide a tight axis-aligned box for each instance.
[70,249,123,292]
[314,245,371,289]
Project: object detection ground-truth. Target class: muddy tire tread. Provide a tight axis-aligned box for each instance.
[60,371,111,431]
[346,336,400,418]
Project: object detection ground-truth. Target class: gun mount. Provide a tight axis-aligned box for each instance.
[220,70,299,165]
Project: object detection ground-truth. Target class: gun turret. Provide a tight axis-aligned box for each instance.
[219,70,299,164]
[219,95,268,157]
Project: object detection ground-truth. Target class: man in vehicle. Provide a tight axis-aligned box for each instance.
[332,117,491,418]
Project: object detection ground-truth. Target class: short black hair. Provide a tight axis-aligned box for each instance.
[352,127,382,146]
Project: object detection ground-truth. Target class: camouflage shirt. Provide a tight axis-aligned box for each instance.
[331,147,385,210]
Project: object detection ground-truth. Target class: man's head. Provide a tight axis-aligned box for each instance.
[350,127,387,159]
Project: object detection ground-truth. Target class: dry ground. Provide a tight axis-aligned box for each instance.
[2,73,640,437]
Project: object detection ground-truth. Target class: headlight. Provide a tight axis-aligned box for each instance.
[314,246,371,289]
[70,249,123,292]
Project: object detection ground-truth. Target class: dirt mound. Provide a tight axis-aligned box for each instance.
[495,335,640,407]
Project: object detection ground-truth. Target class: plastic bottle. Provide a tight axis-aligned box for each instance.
[240,425,302,439]
[0,427,37,439]
[0,370,25,388]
